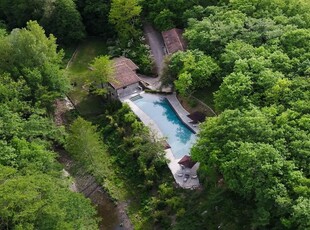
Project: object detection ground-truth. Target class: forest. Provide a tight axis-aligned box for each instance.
[0,0,309,229]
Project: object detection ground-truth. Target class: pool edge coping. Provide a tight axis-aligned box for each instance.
[165,93,199,134]
[164,98,196,134]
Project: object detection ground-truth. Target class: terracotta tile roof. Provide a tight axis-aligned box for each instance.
[110,57,140,90]
[162,28,186,54]
[114,57,139,71]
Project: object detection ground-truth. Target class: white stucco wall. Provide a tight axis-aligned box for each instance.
[116,83,141,98]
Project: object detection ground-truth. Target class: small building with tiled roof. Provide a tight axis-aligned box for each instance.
[114,57,139,72]
[108,57,142,99]
[162,28,186,54]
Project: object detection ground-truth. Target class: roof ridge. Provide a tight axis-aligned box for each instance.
[174,28,184,51]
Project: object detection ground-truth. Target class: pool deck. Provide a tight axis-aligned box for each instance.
[122,92,200,189]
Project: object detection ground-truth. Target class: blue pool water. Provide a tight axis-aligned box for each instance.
[133,93,196,159]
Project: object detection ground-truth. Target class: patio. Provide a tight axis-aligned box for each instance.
[174,164,200,189]
[166,152,200,189]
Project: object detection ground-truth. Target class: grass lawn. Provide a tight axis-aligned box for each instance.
[62,44,78,68]
[65,37,108,117]
[67,37,108,80]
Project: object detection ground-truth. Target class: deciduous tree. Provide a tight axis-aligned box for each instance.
[109,0,141,45]
[0,21,69,105]
[169,50,219,95]
[89,55,114,95]
[0,0,85,44]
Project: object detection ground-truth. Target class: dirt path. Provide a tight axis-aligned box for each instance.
[143,23,166,76]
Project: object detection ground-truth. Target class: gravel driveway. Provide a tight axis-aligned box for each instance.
[143,23,166,76]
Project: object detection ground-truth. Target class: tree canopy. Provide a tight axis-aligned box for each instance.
[166,50,219,95]
[0,21,69,106]
[177,1,310,228]
[157,0,310,228]
[0,0,85,44]
[89,55,114,95]
[0,0,309,229]
[76,0,112,37]
[0,20,98,229]
[109,0,142,45]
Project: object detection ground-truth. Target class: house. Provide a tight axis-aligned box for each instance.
[162,28,186,55]
[108,57,142,99]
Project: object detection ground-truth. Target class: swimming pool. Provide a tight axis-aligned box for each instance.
[132,93,196,159]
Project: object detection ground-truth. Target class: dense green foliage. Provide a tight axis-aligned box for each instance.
[89,55,114,95]
[165,1,310,229]
[1,0,309,229]
[0,23,98,229]
[76,0,112,37]
[109,0,141,45]
[66,117,113,185]
[40,0,85,44]
[100,103,167,191]
[164,50,219,95]
[159,0,310,229]
[0,21,70,107]
[0,166,98,229]
[66,101,184,228]
[0,0,85,44]
[141,0,215,31]
[107,0,154,75]
[98,104,201,229]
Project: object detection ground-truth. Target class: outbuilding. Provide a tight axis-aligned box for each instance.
[162,28,186,55]
[108,57,142,99]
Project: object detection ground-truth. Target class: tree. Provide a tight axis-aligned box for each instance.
[109,0,141,45]
[183,5,207,23]
[66,117,111,178]
[0,0,45,29]
[214,72,253,111]
[153,9,176,31]
[76,0,112,37]
[0,0,85,44]
[184,8,247,56]
[0,15,99,230]
[40,0,85,44]
[215,51,295,111]
[220,40,268,73]
[0,77,98,229]
[288,197,310,230]
[89,55,114,95]
[191,107,309,228]
[0,73,32,113]
[0,21,69,105]
[100,104,167,189]
[136,0,310,228]
[169,50,219,96]
[141,0,206,29]
[229,0,310,26]
[174,71,193,96]
[0,166,98,229]
[280,28,310,60]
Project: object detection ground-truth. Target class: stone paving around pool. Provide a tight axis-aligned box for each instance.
[122,92,200,189]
